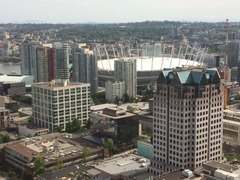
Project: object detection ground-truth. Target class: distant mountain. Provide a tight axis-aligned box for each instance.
[10,20,46,24]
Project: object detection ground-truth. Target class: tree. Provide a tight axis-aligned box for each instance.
[2,134,10,143]
[85,118,92,129]
[8,171,18,180]
[34,157,45,176]
[66,121,73,133]
[54,157,63,170]
[81,147,90,163]
[56,126,63,133]
[114,96,120,105]
[72,118,81,132]
[104,138,116,156]
[127,105,135,113]
[91,92,106,105]
[123,93,130,103]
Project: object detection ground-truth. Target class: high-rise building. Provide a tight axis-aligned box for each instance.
[33,46,51,82]
[32,79,90,132]
[72,47,98,94]
[30,43,69,83]
[20,42,39,75]
[149,67,223,175]
[105,81,125,102]
[114,59,137,99]
[52,43,69,80]
[227,41,240,68]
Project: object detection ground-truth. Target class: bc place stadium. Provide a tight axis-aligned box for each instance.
[95,43,213,87]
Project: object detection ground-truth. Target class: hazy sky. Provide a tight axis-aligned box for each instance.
[0,0,239,23]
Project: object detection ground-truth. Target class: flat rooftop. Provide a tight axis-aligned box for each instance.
[32,80,90,90]
[204,161,239,172]
[119,102,150,111]
[93,154,150,177]
[39,164,88,180]
[95,107,136,120]
[223,119,240,126]
[90,103,117,112]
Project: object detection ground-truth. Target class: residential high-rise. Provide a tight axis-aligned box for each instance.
[72,47,98,94]
[20,42,39,75]
[149,67,223,175]
[52,43,69,80]
[32,79,90,132]
[114,59,137,99]
[105,81,125,103]
[227,41,240,68]
[31,43,69,83]
[33,46,51,82]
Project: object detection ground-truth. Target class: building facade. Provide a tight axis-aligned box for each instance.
[223,108,240,147]
[105,81,125,103]
[33,46,51,82]
[52,43,69,80]
[20,42,39,75]
[0,108,10,128]
[22,42,69,83]
[32,79,90,132]
[72,47,98,94]
[114,59,137,99]
[149,67,223,175]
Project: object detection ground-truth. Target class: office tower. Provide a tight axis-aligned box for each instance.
[72,47,98,94]
[32,79,90,132]
[52,43,69,80]
[105,81,125,103]
[20,42,39,75]
[149,67,223,175]
[114,59,137,99]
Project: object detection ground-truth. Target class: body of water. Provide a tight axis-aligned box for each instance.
[0,63,72,75]
[0,64,21,75]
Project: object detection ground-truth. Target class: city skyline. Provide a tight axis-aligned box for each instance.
[0,0,239,24]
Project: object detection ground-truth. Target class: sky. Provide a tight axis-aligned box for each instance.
[0,0,239,23]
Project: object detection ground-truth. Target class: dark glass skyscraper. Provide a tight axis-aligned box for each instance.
[72,47,98,94]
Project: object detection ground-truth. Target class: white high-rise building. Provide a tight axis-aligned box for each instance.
[105,81,125,103]
[32,79,90,132]
[149,67,223,175]
[114,59,137,99]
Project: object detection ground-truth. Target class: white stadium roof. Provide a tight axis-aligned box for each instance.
[98,57,203,71]
[0,75,34,87]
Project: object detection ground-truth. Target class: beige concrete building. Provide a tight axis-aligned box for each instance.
[223,108,240,146]
[0,108,10,128]
[32,79,90,132]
